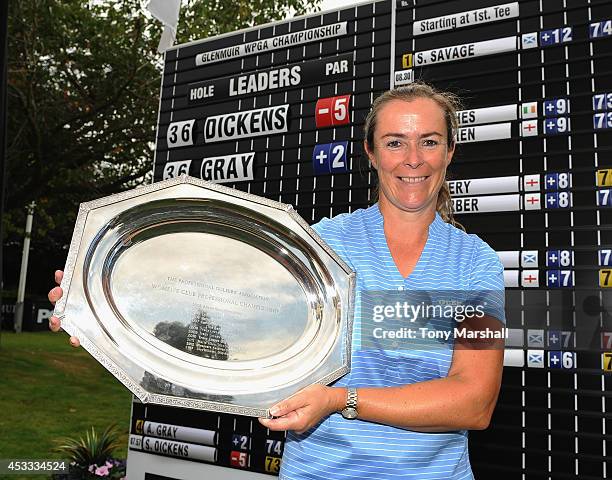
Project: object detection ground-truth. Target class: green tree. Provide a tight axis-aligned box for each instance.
[5,0,320,296]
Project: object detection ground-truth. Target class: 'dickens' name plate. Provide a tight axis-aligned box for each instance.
[54,175,355,417]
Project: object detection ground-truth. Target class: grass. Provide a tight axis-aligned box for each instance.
[0,331,132,478]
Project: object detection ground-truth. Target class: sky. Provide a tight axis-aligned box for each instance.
[320,0,358,13]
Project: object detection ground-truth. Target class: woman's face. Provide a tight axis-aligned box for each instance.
[365,97,454,216]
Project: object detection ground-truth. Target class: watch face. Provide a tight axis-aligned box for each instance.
[342,407,358,419]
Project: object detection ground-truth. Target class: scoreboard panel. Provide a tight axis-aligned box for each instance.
[153,2,392,223]
[130,1,612,479]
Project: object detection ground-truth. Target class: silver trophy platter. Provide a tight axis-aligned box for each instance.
[54,175,355,417]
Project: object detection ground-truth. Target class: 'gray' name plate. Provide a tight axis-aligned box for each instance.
[54,175,355,417]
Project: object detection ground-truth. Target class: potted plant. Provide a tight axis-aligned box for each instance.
[52,424,126,479]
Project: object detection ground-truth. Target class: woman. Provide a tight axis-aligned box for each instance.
[49,82,505,479]
[257,83,506,479]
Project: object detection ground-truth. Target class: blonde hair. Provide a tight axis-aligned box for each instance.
[364,82,463,229]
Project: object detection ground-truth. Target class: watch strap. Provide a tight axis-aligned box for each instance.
[346,387,358,409]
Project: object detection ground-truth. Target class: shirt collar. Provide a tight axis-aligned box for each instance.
[370,203,446,234]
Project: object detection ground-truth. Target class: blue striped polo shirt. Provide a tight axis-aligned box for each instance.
[280,203,505,480]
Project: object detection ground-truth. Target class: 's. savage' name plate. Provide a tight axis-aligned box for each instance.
[54,175,355,417]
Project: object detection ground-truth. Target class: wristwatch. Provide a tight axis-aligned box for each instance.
[341,387,358,419]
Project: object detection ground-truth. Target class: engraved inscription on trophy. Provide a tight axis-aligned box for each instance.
[184,309,229,360]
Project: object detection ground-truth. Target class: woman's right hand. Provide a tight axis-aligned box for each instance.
[48,270,80,347]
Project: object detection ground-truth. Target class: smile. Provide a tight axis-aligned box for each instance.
[399,176,428,184]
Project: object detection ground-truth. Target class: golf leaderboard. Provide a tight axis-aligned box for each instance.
[125,0,612,478]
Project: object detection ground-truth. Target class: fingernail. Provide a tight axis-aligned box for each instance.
[269,406,279,416]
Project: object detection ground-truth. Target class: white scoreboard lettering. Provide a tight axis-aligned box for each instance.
[452,193,520,214]
[456,104,517,126]
[448,175,519,196]
[455,122,512,143]
[590,19,612,39]
[130,434,143,450]
[200,153,255,184]
[228,66,300,97]
[204,105,289,143]
[414,36,516,66]
[195,22,347,65]
[142,437,217,462]
[413,2,519,35]
[143,421,216,446]
[497,251,520,268]
[504,349,525,367]
[504,270,519,287]
[163,160,192,180]
[167,119,196,148]
[394,68,413,86]
[506,329,524,348]
[189,54,353,104]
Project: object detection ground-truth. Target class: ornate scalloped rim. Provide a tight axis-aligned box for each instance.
[81,175,291,212]
[147,394,269,418]
[54,203,90,316]
[316,365,350,387]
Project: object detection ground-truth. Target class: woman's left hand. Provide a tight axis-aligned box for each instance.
[259,384,344,433]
